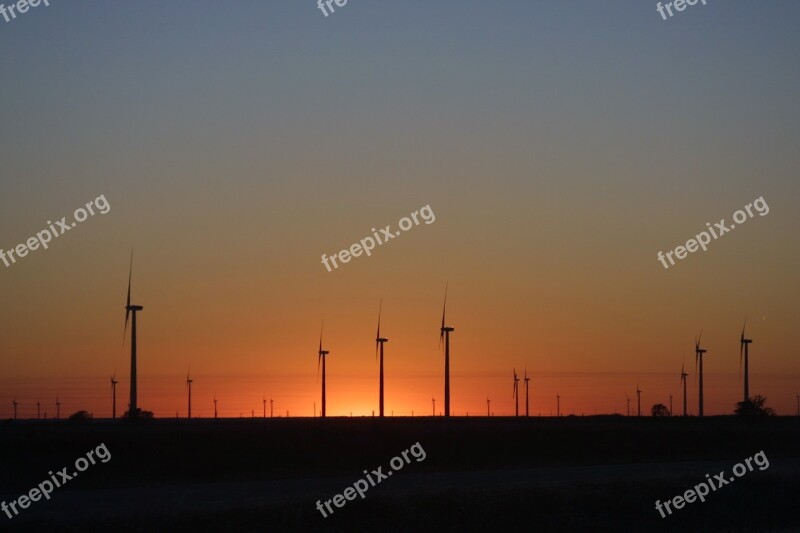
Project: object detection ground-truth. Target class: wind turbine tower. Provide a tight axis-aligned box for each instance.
[695,334,707,417]
[186,370,193,419]
[439,285,455,417]
[513,369,520,417]
[681,363,689,416]
[318,324,330,418]
[740,321,753,403]
[56,395,61,420]
[375,300,388,417]
[110,372,118,419]
[524,367,531,417]
[123,253,144,420]
[636,380,642,417]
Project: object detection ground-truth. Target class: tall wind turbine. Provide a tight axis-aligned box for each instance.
[439,285,455,417]
[56,394,61,420]
[625,394,631,417]
[695,333,707,417]
[123,253,144,420]
[37,399,41,420]
[556,394,560,417]
[318,324,330,418]
[263,396,267,418]
[375,300,388,417]
[636,380,642,417]
[270,397,273,418]
[681,363,689,416]
[186,369,193,419]
[12,397,17,420]
[740,320,753,403]
[513,369,520,417]
[487,397,491,417]
[524,367,531,417]
[110,371,118,419]
[432,397,435,416]
[214,393,218,419]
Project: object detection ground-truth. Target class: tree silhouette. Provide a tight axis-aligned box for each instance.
[651,403,670,417]
[735,395,775,417]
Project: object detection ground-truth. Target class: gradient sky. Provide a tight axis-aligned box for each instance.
[1,1,799,418]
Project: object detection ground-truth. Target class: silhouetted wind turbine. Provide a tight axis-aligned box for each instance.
[513,369,520,417]
[123,253,144,420]
[56,394,61,420]
[12,397,17,420]
[110,371,118,419]
[740,320,753,403]
[625,394,630,416]
[37,399,41,420]
[214,393,218,419]
[318,323,330,418]
[556,394,560,417]
[375,300,388,417]
[695,333,707,417]
[487,397,491,416]
[439,285,454,417]
[669,393,673,416]
[186,369,193,419]
[524,367,531,417]
[636,380,642,417]
[263,396,267,418]
[432,397,435,416]
[681,363,689,416]
[270,397,273,418]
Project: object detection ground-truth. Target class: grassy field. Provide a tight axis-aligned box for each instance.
[1,416,798,531]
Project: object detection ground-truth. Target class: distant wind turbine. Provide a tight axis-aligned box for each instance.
[439,285,455,417]
[513,369,520,417]
[681,363,689,416]
[214,393,218,419]
[270,397,273,418]
[487,397,491,417]
[669,393,673,416]
[123,252,144,420]
[524,367,531,417]
[263,396,267,418]
[12,397,17,420]
[56,394,61,420]
[695,333,707,417]
[110,371,118,419]
[375,300,388,417]
[740,320,753,403]
[625,393,630,416]
[636,380,642,417]
[318,323,330,418]
[37,399,41,420]
[186,369,193,419]
[556,394,560,417]
[432,397,435,416]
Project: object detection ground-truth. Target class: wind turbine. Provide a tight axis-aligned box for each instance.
[270,397,273,418]
[214,393,218,419]
[695,333,707,417]
[681,363,689,416]
[625,394,630,417]
[317,323,330,418]
[513,369,520,417]
[439,285,455,417]
[375,300,388,417]
[636,380,642,417]
[110,371,118,419]
[263,396,267,418]
[556,394,560,417]
[669,393,673,416]
[123,252,144,420]
[740,320,753,403]
[12,397,17,420]
[524,367,531,417]
[432,398,435,416]
[186,369,193,419]
[56,394,61,420]
[37,399,41,420]
[487,397,491,417]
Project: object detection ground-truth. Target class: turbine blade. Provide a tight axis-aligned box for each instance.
[439,283,447,347]
[123,252,133,344]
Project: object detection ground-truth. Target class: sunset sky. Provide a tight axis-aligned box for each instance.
[1,2,798,418]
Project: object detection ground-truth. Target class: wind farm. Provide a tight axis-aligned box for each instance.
[1,2,799,531]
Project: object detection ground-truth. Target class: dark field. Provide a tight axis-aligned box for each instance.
[1,416,798,532]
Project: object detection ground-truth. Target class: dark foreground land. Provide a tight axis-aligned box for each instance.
[1,416,798,532]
